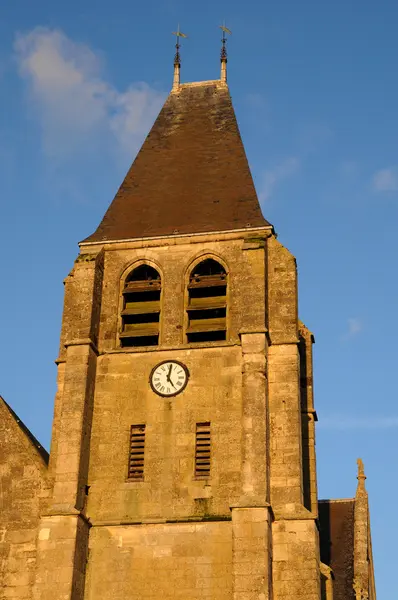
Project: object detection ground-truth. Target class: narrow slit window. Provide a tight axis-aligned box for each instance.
[120,264,161,348]
[187,259,227,343]
[195,422,211,479]
[128,424,146,480]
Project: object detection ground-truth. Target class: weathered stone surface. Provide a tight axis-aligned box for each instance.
[0,399,50,600]
[85,521,232,600]
[0,74,377,600]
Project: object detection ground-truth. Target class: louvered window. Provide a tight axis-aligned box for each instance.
[128,424,145,480]
[187,259,227,343]
[195,422,211,479]
[120,265,161,347]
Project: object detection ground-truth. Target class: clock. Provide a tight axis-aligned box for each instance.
[150,360,189,397]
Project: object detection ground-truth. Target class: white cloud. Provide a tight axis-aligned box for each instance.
[347,317,362,336]
[14,28,165,157]
[318,415,398,430]
[342,317,362,341]
[372,166,398,193]
[259,157,300,202]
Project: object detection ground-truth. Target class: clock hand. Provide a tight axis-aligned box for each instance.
[166,365,177,388]
[166,364,176,385]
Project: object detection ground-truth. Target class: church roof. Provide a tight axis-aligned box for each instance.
[83,80,271,243]
[0,396,49,465]
[318,499,355,600]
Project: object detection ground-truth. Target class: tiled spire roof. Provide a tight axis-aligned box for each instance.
[83,80,271,243]
[319,499,356,600]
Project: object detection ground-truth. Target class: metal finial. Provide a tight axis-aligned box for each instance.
[172,25,187,65]
[220,24,232,61]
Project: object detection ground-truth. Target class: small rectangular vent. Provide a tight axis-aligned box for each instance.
[195,422,211,479]
[128,424,145,480]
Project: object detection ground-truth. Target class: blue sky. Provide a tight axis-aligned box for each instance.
[0,0,396,595]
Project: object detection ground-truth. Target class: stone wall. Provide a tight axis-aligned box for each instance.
[85,521,232,600]
[272,519,320,600]
[87,346,243,522]
[83,233,268,523]
[95,234,266,352]
[27,229,324,599]
[0,399,50,600]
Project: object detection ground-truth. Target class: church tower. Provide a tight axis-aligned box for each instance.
[0,40,374,600]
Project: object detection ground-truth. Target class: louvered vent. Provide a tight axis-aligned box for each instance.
[120,264,161,348]
[128,424,146,480]
[187,259,227,343]
[195,422,211,479]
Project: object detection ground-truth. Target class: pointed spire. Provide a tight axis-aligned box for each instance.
[83,81,271,244]
[172,26,187,91]
[354,458,370,599]
[220,24,231,84]
[356,458,367,496]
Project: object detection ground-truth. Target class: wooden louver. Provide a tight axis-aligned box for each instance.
[187,260,227,343]
[120,265,161,347]
[128,424,146,480]
[195,422,211,479]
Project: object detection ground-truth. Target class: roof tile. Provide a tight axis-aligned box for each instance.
[84,81,270,243]
[319,499,355,600]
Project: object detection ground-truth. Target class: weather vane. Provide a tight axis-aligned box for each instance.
[220,23,232,61]
[172,25,188,65]
[219,23,231,83]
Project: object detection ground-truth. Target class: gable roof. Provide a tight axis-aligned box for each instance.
[0,396,49,465]
[83,81,271,244]
[318,499,355,600]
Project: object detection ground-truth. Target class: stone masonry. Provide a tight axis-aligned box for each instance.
[0,70,376,600]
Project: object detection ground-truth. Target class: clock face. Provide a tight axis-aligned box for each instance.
[150,361,189,397]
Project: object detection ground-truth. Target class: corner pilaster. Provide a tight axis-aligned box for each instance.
[239,331,268,505]
[229,332,272,598]
[34,251,104,600]
[267,236,321,600]
[231,506,273,600]
[299,322,318,515]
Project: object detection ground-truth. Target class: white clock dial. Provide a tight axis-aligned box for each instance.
[150,361,189,397]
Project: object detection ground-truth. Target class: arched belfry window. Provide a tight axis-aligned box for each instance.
[186,258,227,343]
[120,264,161,347]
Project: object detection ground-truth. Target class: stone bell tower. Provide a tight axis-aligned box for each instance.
[24,41,375,600]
